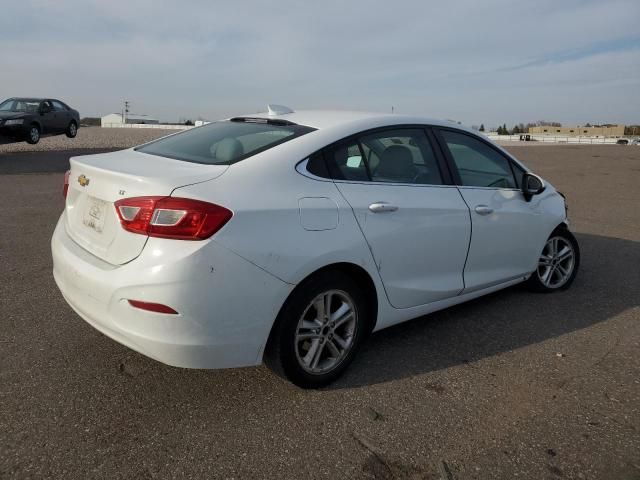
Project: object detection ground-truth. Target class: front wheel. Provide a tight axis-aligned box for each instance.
[527,227,580,292]
[66,121,77,138]
[265,271,369,388]
[26,124,40,144]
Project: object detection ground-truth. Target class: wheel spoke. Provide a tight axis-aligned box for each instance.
[539,255,553,267]
[310,341,325,369]
[297,332,322,341]
[325,339,341,358]
[332,333,349,350]
[330,301,349,322]
[303,338,321,366]
[556,264,569,278]
[301,320,321,331]
[324,293,333,322]
[313,297,325,322]
[557,247,573,263]
[540,266,554,286]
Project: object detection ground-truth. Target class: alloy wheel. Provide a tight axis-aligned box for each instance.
[537,236,575,289]
[30,127,39,143]
[295,289,358,374]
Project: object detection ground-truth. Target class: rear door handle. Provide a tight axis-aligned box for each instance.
[369,202,399,213]
[474,205,494,215]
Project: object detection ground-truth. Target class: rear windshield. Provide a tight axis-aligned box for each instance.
[136,119,315,165]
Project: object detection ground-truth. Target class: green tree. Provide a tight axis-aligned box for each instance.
[479,124,485,132]
[512,125,520,134]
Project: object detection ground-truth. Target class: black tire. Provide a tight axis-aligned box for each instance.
[66,121,78,138]
[26,124,40,144]
[265,271,370,388]
[526,226,580,292]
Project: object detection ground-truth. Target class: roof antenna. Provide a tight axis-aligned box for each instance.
[267,104,294,116]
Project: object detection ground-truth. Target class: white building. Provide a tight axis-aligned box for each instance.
[101,113,159,127]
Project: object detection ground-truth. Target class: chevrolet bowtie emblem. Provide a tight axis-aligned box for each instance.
[77,174,90,187]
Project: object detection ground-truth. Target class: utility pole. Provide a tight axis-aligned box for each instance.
[123,100,130,124]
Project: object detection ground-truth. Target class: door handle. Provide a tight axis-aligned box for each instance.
[474,205,494,215]
[369,202,399,213]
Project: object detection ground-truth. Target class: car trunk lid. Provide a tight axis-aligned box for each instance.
[64,149,228,265]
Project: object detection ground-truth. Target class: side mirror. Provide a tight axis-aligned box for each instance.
[522,172,545,201]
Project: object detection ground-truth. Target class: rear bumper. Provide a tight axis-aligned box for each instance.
[51,214,293,369]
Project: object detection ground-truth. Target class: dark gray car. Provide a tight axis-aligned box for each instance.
[0,98,80,144]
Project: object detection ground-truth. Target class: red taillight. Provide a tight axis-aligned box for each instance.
[114,196,232,240]
[127,299,178,314]
[63,170,70,198]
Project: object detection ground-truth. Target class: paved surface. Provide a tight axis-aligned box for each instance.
[0,145,639,479]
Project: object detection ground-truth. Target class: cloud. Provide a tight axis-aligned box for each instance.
[1,0,638,126]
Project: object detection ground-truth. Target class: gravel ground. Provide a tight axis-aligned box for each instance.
[0,127,177,153]
[0,145,639,479]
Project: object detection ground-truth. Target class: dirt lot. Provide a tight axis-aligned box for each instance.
[0,144,639,479]
[0,127,175,153]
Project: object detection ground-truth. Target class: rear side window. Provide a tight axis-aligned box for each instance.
[440,130,517,188]
[359,129,443,185]
[326,142,370,181]
[321,128,443,185]
[137,120,314,165]
[51,100,68,111]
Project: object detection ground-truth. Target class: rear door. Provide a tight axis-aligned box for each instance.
[327,127,471,309]
[51,100,71,132]
[38,100,57,133]
[434,128,550,292]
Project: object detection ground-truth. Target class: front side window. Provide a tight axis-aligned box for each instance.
[322,128,443,185]
[137,119,314,165]
[440,130,517,188]
[0,99,40,113]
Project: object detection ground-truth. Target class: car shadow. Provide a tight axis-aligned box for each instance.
[328,232,639,389]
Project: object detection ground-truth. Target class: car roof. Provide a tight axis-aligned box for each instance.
[6,97,45,102]
[240,109,465,131]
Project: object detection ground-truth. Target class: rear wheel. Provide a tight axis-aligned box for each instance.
[66,121,77,138]
[527,227,580,292]
[265,271,369,388]
[26,124,40,144]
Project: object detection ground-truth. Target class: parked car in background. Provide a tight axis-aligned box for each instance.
[0,98,80,144]
[51,105,579,388]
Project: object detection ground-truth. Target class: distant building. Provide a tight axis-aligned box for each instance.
[528,124,625,137]
[101,113,159,127]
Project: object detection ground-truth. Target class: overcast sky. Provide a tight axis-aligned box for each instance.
[1,0,639,127]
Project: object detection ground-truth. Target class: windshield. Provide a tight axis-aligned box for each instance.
[0,99,40,113]
[136,120,315,165]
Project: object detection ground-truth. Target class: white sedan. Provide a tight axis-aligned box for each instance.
[52,106,580,387]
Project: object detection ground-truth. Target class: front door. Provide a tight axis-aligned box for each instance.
[327,128,471,309]
[436,128,550,292]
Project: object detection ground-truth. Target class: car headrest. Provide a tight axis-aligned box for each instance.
[376,145,415,180]
[213,138,244,163]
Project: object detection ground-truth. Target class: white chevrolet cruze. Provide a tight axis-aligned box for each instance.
[52,106,580,387]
